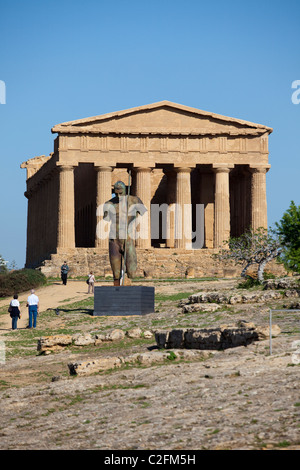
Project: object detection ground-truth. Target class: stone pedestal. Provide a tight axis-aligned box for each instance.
[93,286,155,316]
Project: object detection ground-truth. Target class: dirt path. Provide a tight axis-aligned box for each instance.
[0,281,93,332]
[0,278,236,332]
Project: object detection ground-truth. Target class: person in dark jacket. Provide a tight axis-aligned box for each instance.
[9,294,21,330]
[61,261,69,285]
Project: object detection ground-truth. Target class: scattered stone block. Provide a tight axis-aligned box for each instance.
[156,325,262,351]
[183,289,284,308]
[182,303,220,313]
[67,349,213,376]
[37,335,73,353]
[126,327,143,339]
[72,333,94,346]
[284,289,299,298]
[263,278,300,290]
[236,320,256,329]
[228,294,243,305]
[185,266,195,278]
[135,352,168,365]
[105,329,125,341]
[255,325,281,340]
[38,328,155,354]
[143,330,153,339]
[68,356,125,376]
[289,301,300,309]
[94,333,106,344]
[188,292,229,304]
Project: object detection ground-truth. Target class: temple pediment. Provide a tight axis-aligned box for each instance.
[51,101,272,136]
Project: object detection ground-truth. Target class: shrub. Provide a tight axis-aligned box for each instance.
[0,269,47,297]
[237,271,275,289]
[275,201,300,274]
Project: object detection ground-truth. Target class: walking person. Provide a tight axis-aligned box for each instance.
[26,289,39,329]
[61,261,69,285]
[9,294,21,330]
[87,271,95,294]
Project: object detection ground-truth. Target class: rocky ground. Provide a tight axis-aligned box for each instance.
[0,277,299,450]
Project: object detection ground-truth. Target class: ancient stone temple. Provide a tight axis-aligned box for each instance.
[21,101,272,278]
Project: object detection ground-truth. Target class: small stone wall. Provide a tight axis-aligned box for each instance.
[155,322,281,351]
[180,278,299,313]
[37,328,153,354]
[68,349,212,377]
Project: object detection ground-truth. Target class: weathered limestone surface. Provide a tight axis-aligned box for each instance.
[156,327,254,350]
[68,349,212,376]
[39,248,286,279]
[155,322,281,350]
[68,356,124,376]
[186,289,285,306]
[37,328,154,354]
[37,335,73,353]
[263,277,300,290]
[1,277,299,451]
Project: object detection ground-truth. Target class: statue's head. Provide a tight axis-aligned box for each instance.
[114,181,126,196]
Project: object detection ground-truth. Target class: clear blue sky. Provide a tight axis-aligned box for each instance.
[0,0,299,268]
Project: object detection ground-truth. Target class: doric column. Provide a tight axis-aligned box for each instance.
[200,170,214,248]
[250,165,270,230]
[24,190,33,266]
[213,165,232,248]
[164,169,176,248]
[174,167,192,249]
[135,167,151,248]
[95,166,112,248]
[57,165,76,249]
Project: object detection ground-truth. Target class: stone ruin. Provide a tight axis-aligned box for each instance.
[155,321,281,351]
[180,277,300,313]
[37,320,281,378]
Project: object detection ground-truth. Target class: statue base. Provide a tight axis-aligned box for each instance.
[93,286,155,316]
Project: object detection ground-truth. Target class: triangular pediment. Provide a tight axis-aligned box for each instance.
[51,101,272,136]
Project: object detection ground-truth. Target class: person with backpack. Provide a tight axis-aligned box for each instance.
[8,294,21,330]
[87,272,95,294]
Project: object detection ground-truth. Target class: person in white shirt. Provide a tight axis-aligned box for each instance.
[87,272,95,294]
[26,289,39,329]
[9,294,21,330]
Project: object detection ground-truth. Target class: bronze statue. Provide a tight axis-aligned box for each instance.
[103,179,147,286]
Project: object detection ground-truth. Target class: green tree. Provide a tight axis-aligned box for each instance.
[214,227,282,283]
[275,201,300,274]
[0,254,8,274]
